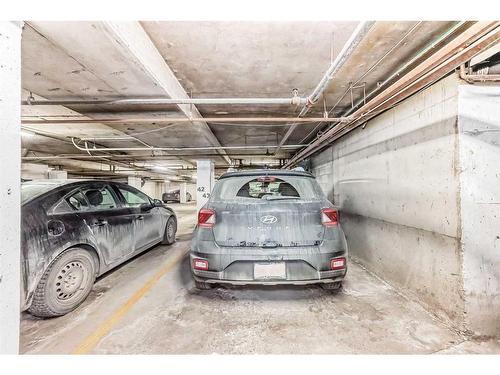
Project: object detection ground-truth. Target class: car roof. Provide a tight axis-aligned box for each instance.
[218,169,314,179]
[23,179,81,186]
[21,179,139,205]
[22,179,118,188]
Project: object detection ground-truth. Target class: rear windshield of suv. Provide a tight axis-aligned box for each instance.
[211,175,325,201]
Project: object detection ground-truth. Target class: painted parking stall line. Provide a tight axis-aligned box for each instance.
[72,246,188,354]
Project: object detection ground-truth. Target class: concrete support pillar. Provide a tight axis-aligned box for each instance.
[0,21,22,354]
[179,182,187,204]
[127,176,142,190]
[155,181,165,200]
[48,170,67,179]
[187,183,196,202]
[196,160,215,212]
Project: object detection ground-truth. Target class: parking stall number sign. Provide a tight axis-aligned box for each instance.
[197,186,211,199]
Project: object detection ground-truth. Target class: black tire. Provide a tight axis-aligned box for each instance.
[161,216,177,245]
[194,280,213,290]
[28,248,97,318]
[320,281,342,291]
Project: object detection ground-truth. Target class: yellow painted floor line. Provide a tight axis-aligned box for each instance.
[72,247,188,354]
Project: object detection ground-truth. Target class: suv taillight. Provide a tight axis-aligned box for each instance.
[330,257,346,270]
[193,258,209,270]
[321,208,338,226]
[198,209,216,228]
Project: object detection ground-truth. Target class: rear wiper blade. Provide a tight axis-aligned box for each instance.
[263,196,300,201]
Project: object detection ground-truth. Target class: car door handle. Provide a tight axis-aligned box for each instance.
[94,219,108,227]
[136,215,144,221]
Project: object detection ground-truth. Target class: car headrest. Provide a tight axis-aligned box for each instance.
[236,184,251,197]
[278,182,299,197]
[85,189,103,206]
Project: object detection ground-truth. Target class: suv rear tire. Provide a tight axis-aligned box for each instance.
[320,281,342,291]
[194,280,213,290]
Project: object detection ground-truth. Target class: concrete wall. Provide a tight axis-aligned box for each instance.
[311,74,500,336]
[186,183,197,201]
[0,21,22,354]
[311,74,465,327]
[458,84,500,336]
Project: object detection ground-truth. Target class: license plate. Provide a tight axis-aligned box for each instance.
[254,262,286,280]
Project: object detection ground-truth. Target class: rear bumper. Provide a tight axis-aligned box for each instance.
[190,247,347,285]
[192,271,346,286]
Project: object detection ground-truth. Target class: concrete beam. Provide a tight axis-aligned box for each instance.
[0,21,22,354]
[101,22,231,165]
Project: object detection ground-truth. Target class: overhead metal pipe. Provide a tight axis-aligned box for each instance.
[274,21,376,154]
[343,21,467,118]
[71,137,307,153]
[298,21,466,145]
[22,153,290,161]
[284,21,500,168]
[459,64,500,82]
[21,116,350,125]
[22,96,307,106]
[298,21,427,144]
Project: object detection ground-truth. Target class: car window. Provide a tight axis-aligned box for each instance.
[118,186,151,207]
[236,178,300,198]
[213,175,325,201]
[67,191,90,211]
[80,186,118,210]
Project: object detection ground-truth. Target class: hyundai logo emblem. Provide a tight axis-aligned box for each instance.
[260,215,278,224]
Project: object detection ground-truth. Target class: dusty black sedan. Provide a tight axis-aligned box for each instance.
[21,180,177,317]
[162,189,192,203]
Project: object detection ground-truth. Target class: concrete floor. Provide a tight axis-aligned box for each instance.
[20,203,500,354]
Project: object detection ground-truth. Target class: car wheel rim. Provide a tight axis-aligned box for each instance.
[55,261,86,301]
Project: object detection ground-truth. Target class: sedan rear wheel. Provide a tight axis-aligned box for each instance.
[28,248,97,318]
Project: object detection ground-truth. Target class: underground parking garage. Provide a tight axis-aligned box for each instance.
[1,18,500,357]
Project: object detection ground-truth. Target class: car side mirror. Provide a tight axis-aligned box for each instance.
[140,202,154,212]
[153,199,163,207]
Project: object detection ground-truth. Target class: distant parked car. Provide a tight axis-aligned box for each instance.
[21,180,177,317]
[162,189,192,203]
[190,169,348,290]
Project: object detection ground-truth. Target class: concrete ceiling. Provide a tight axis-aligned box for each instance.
[21,20,458,179]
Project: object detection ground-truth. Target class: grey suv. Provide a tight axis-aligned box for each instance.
[190,169,348,290]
